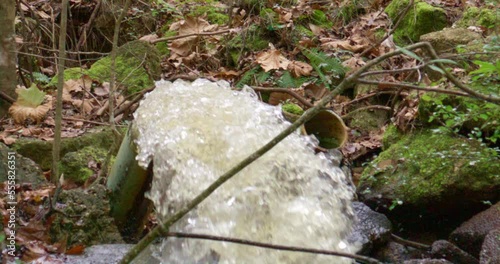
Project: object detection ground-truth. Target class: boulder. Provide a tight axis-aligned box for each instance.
[49,185,124,248]
[0,143,46,187]
[358,130,500,219]
[347,202,392,254]
[12,127,118,170]
[431,240,479,264]
[420,28,481,54]
[374,241,425,263]
[449,202,500,258]
[480,229,500,264]
[385,0,448,43]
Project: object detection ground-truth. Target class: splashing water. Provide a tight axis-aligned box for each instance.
[134,79,357,263]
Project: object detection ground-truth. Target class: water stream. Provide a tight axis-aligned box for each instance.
[134,79,357,263]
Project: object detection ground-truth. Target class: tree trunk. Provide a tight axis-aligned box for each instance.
[0,0,17,117]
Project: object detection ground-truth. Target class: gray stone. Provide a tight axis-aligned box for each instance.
[348,201,392,254]
[420,28,481,54]
[431,240,479,264]
[450,202,500,258]
[0,143,46,187]
[479,229,500,264]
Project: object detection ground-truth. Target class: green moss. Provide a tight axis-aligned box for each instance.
[456,7,498,29]
[348,108,389,132]
[311,10,333,28]
[47,67,87,87]
[385,0,448,44]
[282,103,304,115]
[87,40,160,95]
[60,146,107,183]
[382,124,403,149]
[189,5,228,25]
[227,24,268,52]
[295,25,315,38]
[317,136,341,149]
[359,131,500,205]
[12,127,119,170]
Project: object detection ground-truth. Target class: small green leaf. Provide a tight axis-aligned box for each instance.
[396,46,423,62]
[16,84,46,107]
[428,65,445,74]
[427,59,458,65]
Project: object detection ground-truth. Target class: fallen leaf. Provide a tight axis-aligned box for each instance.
[256,47,290,72]
[288,61,313,77]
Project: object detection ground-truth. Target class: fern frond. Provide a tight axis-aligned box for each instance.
[236,66,261,88]
[301,48,346,89]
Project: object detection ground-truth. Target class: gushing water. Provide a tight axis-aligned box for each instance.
[134,79,357,263]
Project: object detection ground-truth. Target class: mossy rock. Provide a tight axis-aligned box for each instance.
[382,124,403,150]
[50,185,124,247]
[189,5,228,25]
[455,7,498,29]
[60,146,107,184]
[420,28,481,54]
[347,108,390,132]
[0,143,46,187]
[282,103,304,115]
[358,130,500,216]
[385,0,448,44]
[47,67,88,87]
[12,127,120,170]
[87,40,161,95]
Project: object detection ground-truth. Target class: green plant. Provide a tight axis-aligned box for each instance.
[301,48,345,89]
[32,72,50,84]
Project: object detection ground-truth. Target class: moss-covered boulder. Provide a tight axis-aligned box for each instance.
[0,143,46,187]
[12,127,118,170]
[420,28,481,54]
[87,40,161,95]
[50,185,124,247]
[455,7,498,30]
[385,0,448,43]
[60,146,107,184]
[347,108,390,133]
[358,130,500,217]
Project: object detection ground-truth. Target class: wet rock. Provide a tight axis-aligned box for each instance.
[0,143,46,187]
[347,202,392,254]
[449,202,500,258]
[404,259,453,264]
[480,229,500,264]
[420,28,481,54]
[373,241,424,263]
[431,240,479,264]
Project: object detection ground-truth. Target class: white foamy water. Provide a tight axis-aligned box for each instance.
[133,79,357,263]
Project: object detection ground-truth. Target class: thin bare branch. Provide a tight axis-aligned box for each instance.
[151,29,232,44]
[251,86,314,108]
[357,79,471,97]
[165,232,382,264]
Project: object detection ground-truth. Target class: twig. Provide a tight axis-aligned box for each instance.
[165,232,382,264]
[342,105,392,120]
[251,86,314,108]
[357,79,472,97]
[360,65,426,77]
[391,233,431,250]
[75,0,101,51]
[359,0,414,57]
[0,91,16,104]
[62,117,110,126]
[151,29,232,44]
[343,91,399,107]
[421,42,500,104]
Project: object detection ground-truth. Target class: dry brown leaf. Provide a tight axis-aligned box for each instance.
[139,33,159,43]
[342,56,366,75]
[256,47,290,72]
[309,23,323,35]
[169,17,217,57]
[9,96,52,124]
[268,92,294,106]
[304,83,328,101]
[288,61,313,77]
